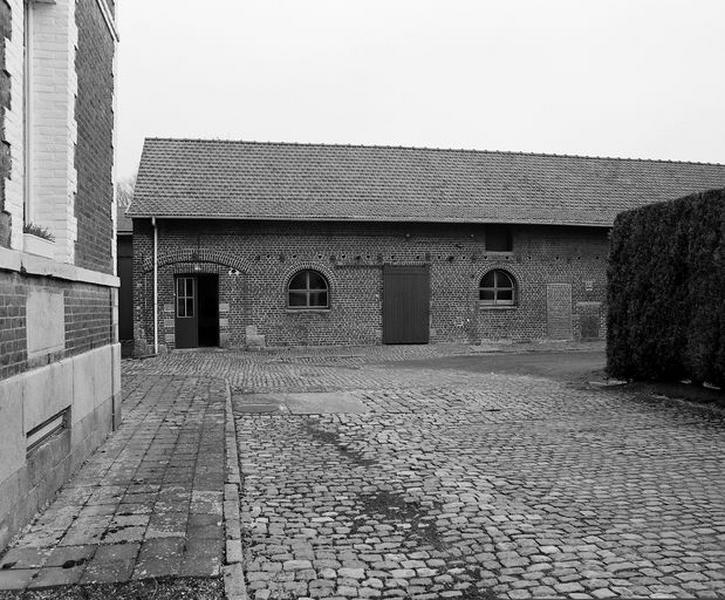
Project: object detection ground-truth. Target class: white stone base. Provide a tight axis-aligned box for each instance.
[0,343,122,550]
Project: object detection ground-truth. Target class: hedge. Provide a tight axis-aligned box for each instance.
[607,187,725,387]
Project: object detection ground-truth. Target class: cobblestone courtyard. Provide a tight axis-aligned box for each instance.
[0,345,723,599]
[228,350,724,600]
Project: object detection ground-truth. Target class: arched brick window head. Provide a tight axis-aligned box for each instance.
[288,270,329,309]
[479,269,516,306]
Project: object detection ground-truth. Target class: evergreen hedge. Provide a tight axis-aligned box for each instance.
[607,187,725,387]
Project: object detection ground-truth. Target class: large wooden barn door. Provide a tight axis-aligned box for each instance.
[382,265,430,344]
[546,283,573,340]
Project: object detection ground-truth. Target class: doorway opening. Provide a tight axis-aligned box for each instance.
[174,274,219,348]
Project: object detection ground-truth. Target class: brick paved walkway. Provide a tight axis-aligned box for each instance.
[0,376,225,590]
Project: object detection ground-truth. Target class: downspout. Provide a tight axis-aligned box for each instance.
[152,216,158,354]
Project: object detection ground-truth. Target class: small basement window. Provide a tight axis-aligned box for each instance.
[287,269,329,309]
[479,269,517,306]
[485,226,513,252]
[27,408,69,453]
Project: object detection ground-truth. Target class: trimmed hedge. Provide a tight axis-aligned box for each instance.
[607,187,725,387]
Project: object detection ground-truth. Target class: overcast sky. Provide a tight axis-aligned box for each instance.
[115,0,725,180]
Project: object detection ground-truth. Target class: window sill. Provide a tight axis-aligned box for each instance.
[285,308,331,314]
[479,304,518,311]
[23,233,55,259]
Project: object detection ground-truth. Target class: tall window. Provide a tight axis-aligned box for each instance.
[23,0,32,222]
[479,269,516,306]
[287,270,329,309]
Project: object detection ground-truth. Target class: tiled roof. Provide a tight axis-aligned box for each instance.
[129,138,725,227]
[116,187,133,233]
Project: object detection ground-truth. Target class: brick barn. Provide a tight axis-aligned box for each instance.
[0,0,119,549]
[128,139,725,352]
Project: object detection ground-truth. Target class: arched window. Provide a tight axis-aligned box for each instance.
[287,270,329,309]
[479,269,516,306]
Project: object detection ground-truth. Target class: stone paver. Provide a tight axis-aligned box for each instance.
[0,375,225,589]
[199,345,718,600]
[2,343,723,599]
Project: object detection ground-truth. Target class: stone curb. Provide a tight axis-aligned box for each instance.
[223,381,248,600]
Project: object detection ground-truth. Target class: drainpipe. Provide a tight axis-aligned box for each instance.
[152,216,158,354]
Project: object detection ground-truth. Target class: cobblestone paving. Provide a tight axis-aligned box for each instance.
[226,352,725,599]
[0,376,226,590]
[122,343,601,394]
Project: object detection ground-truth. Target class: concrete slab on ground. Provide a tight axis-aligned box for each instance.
[237,391,368,414]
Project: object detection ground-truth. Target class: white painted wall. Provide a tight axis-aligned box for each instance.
[4,0,79,261]
[27,0,78,263]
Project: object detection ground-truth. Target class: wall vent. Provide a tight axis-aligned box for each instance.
[26,408,70,454]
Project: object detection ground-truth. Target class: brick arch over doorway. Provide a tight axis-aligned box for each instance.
[140,249,250,274]
[135,256,248,353]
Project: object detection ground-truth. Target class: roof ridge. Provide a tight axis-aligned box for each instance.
[143,136,725,167]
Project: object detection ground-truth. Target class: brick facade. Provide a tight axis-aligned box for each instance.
[0,0,118,552]
[0,272,113,380]
[74,0,115,274]
[132,219,609,351]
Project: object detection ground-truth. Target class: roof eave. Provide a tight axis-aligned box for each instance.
[124,213,612,228]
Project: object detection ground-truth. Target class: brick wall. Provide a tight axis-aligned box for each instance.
[74,0,115,274]
[0,271,113,380]
[133,219,609,349]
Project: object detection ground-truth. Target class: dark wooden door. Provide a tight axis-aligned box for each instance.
[383,265,430,344]
[546,283,573,340]
[117,236,133,343]
[175,276,198,348]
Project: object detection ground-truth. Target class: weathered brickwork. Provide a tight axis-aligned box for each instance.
[0,271,25,379]
[133,219,609,350]
[74,0,115,274]
[65,281,114,355]
[0,0,11,246]
[0,271,113,380]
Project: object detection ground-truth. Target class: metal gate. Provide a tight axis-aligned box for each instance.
[382,265,430,344]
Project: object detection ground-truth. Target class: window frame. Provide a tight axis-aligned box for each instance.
[176,276,196,318]
[286,269,330,310]
[479,269,517,307]
[23,0,32,224]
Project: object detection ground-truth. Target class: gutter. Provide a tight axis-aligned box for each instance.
[124,214,614,228]
[152,216,158,355]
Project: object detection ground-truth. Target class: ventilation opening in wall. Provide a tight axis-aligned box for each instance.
[26,408,70,454]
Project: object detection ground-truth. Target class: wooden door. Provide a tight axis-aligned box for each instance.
[175,276,198,348]
[546,283,573,340]
[382,265,430,344]
[117,236,133,344]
